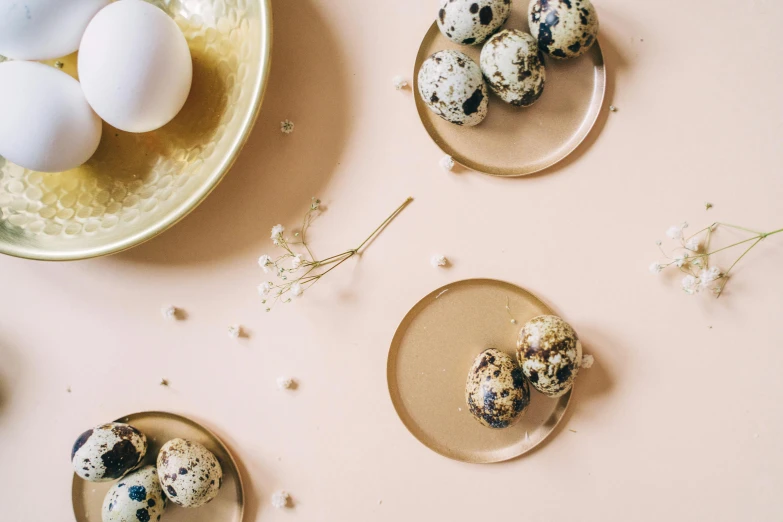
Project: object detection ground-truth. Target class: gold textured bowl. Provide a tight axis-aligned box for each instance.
[0,0,272,260]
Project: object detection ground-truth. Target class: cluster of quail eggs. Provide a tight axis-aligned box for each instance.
[420,0,600,126]
[465,315,582,428]
[71,422,223,521]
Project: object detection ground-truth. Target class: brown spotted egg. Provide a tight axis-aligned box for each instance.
[102,465,167,522]
[157,438,222,508]
[480,29,546,106]
[528,0,599,59]
[516,315,582,397]
[465,348,530,429]
[437,0,512,46]
[418,50,488,126]
[71,422,147,482]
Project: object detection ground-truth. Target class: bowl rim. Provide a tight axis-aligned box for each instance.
[0,0,274,261]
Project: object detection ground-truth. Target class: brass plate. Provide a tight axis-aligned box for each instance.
[387,279,571,463]
[0,0,273,260]
[72,411,244,522]
[413,14,605,177]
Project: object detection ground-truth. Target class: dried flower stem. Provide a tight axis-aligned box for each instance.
[652,221,782,297]
[260,197,413,309]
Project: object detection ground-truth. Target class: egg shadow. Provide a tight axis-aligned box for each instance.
[519,31,627,181]
[506,312,619,461]
[0,338,19,419]
[188,416,264,522]
[115,0,351,265]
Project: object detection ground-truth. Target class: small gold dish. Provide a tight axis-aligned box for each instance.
[387,279,572,463]
[72,411,244,522]
[0,0,272,260]
[413,10,605,177]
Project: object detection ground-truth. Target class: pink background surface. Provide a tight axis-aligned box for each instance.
[2,0,783,520]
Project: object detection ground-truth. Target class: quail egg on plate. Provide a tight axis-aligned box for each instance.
[465,348,530,428]
[516,315,582,397]
[437,0,512,45]
[71,423,147,482]
[480,29,546,106]
[528,0,599,59]
[418,50,488,126]
[102,465,167,522]
[157,438,222,508]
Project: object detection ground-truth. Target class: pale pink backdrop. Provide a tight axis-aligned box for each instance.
[2,0,783,520]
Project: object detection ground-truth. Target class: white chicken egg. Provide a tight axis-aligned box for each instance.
[78,0,193,133]
[0,0,109,60]
[0,61,102,173]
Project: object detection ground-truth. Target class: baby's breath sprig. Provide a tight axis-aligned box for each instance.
[258,197,413,310]
[650,221,783,297]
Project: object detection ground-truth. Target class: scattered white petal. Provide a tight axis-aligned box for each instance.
[161,306,178,320]
[431,254,447,268]
[258,281,273,296]
[649,262,663,274]
[666,222,688,240]
[291,254,303,269]
[392,75,408,90]
[277,376,295,390]
[228,325,242,339]
[609,105,618,112]
[439,155,455,172]
[280,120,294,135]
[290,282,303,297]
[581,354,594,369]
[271,490,290,509]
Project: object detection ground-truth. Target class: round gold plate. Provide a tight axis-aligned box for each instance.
[413,12,605,177]
[72,411,244,522]
[387,279,571,463]
[0,0,272,260]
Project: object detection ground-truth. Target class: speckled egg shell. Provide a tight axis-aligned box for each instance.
[418,50,488,126]
[102,465,167,522]
[465,348,530,429]
[437,0,512,45]
[480,29,546,106]
[71,423,147,482]
[528,0,599,59]
[516,315,582,397]
[157,438,222,508]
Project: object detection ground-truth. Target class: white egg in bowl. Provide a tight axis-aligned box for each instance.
[0,0,272,260]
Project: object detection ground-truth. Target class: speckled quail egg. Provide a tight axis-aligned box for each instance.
[480,29,546,106]
[516,315,582,397]
[157,438,222,508]
[528,0,599,59]
[71,423,147,482]
[437,0,512,45]
[418,50,488,126]
[465,348,530,428]
[102,465,167,522]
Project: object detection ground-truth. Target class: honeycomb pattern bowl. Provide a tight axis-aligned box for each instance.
[0,0,272,260]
